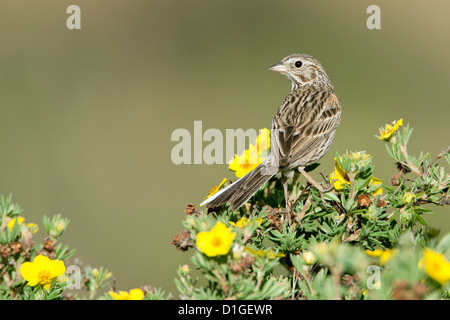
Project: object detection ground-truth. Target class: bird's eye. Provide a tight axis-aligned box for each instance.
[295,61,303,68]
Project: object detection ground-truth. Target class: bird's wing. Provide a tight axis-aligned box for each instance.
[271,90,341,168]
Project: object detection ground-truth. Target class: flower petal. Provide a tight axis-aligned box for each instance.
[20,261,39,284]
[129,289,144,300]
[109,291,122,300]
[50,260,66,278]
[33,255,51,267]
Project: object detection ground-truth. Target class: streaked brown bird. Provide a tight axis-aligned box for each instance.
[201,54,341,211]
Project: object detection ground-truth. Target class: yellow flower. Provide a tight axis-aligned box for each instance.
[20,255,66,290]
[196,222,236,257]
[230,217,263,228]
[329,152,368,189]
[419,248,450,285]
[204,178,227,200]
[370,177,383,196]
[54,221,65,232]
[27,223,39,233]
[402,192,414,204]
[109,288,144,300]
[365,248,396,264]
[329,161,349,190]
[7,216,39,234]
[7,217,25,231]
[229,149,264,178]
[227,129,270,178]
[378,118,403,141]
[380,249,397,264]
[349,152,370,161]
[255,128,270,155]
[365,249,383,257]
[329,152,379,194]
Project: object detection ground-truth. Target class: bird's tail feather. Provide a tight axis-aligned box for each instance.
[200,159,276,211]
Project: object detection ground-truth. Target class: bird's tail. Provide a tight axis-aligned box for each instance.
[200,157,277,211]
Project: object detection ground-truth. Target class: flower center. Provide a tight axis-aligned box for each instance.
[240,156,257,170]
[38,270,52,283]
[240,162,252,170]
[211,236,222,247]
[430,260,443,272]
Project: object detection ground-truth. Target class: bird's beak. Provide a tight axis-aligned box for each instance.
[269,63,287,73]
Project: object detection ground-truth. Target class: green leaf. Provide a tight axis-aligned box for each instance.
[42,215,51,234]
[414,213,427,226]
[290,253,305,272]
[324,192,340,203]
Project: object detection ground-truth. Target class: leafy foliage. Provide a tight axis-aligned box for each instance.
[0,194,170,300]
[173,121,450,299]
[1,120,449,300]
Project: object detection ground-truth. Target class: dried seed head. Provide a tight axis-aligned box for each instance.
[10,242,22,255]
[43,237,56,252]
[376,198,388,208]
[184,203,200,216]
[358,194,371,208]
[0,242,23,257]
[171,230,193,251]
[0,245,11,258]
[230,255,255,273]
[229,262,242,273]
[391,173,402,186]
[35,250,56,260]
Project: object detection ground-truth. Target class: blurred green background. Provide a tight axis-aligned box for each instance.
[0,0,449,296]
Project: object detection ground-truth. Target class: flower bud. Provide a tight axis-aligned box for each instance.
[302,251,315,265]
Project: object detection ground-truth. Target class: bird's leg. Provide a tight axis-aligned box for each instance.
[282,175,290,208]
[281,175,293,221]
[298,167,329,204]
[319,172,333,192]
[298,167,325,191]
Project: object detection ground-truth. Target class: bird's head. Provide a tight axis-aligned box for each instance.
[269,54,332,89]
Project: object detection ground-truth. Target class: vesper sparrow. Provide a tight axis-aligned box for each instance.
[201,54,342,210]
